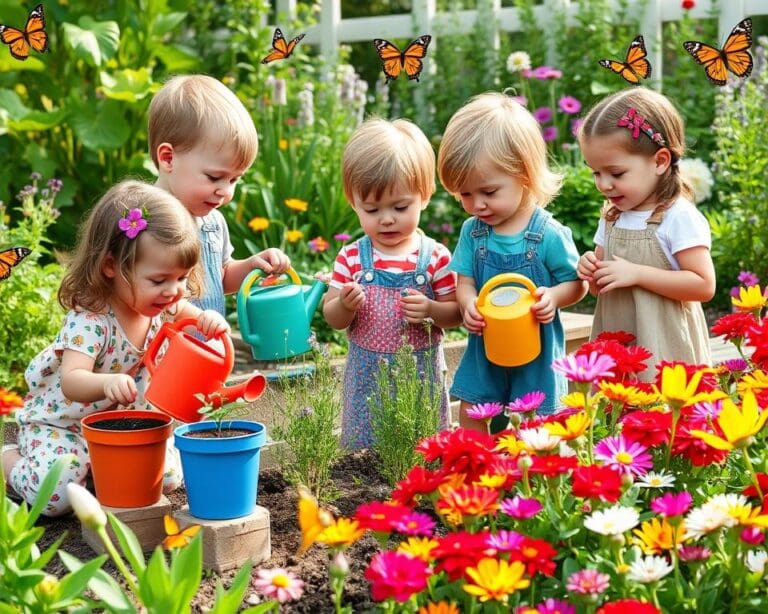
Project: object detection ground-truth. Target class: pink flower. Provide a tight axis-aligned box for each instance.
[118,208,147,239]
[741,526,765,545]
[466,401,505,421]
[334,232,352,241]
[553,351,616,383]
[594,435,652,477]
[537,598,576,614]
[566,569,610,594]
[678,545,712,562]
[486,529,525,552]
[507,391,546,413]
[308,236,329,253]
[558,96,582,114]
[532,65,562,79]
[394,511,436,536]
[500,495,543,519]
[365,551,432,602]
[542,126,558,142]
[253,568,304,603]
[650,491,693,517]
[533,106,553,123]
[571,118,584,137]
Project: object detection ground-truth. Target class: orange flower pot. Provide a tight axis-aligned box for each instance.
[82,410,173,508]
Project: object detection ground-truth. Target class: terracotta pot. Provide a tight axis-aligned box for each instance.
[82,409,173,508]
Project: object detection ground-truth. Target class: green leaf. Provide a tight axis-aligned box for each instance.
[99,68,154,103]
[0,89,31,120]
[0,53,46,73]
[169,532,203,605]
[9,108,68,131]
[56,555,108,602]
[61,18,120,68]
[70,100,130,150]
[139,548,173,609]
[61,552,137,614]
[108,512,146,576]
[23,143,57,179]
[209,561,253,614]
[150,12,187,37]
[27,457,66,526]
[153,44,200,72]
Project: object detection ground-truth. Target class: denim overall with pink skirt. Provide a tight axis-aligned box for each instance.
[342,234,448,450]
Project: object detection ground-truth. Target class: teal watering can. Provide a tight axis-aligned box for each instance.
[237,267,327,361]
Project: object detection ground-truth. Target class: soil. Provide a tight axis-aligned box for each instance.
[32,449,390,613]
[184,427,256,439]
[87,417,169,431]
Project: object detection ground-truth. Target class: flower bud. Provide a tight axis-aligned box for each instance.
[35,575,59,601]
[66,482,107,530]
[330,551,349,579]
[517,454,533,471]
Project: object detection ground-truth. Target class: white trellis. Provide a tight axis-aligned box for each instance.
[274,0,768,87]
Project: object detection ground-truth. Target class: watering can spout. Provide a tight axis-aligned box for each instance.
[303,278,327,321]
[210,372,267,408]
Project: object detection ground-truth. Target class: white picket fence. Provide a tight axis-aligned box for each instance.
[273,0,768,86]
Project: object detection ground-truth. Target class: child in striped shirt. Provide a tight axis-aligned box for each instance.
[323,118,461,449]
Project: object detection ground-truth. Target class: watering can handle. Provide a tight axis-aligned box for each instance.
[238,266,303,301]
[476,273,538,308]
[142,317,234,375]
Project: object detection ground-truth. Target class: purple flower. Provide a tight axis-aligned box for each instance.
[690,399,723,421]
[118,208,147,239]
[500,495,543,519]
[466,401,504,421]
[536,598,576,614]
[720,358,749,373]
[542,126,559,142]
[558,96,582,114]
[730,286,742,298]
[485,529,525,552]
[533,106,553,124]
[738,270,760,286]
[510,95,528,107]
[570,118,584,137]
[334,232,352,241]
[594,434,652,477]
[440,223,453,233]
[29,171,42,181]
[532,65,562,80]
[650,491,693,517]
[47,178,63,192]
[552,351,616,383]
[506,391,546,413]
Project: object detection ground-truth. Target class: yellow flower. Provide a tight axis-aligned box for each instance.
[690,391,768,450]
[418,602,461,614]
[495,434,531,456]
[399,536,439,562]
[284,198,308,212]
[654,364,705,409]
[560,391,586,411]
[544,411,590,440]
[279,138,289,150]
[248,217,270,232]
[474,473,507,489]
[738,370,768,395]
[285,229,304,243]
[632,517,686,554]
[317,517,366,547]
[463,558,530,602]
[297,486,334,556]
[732,285,768,312]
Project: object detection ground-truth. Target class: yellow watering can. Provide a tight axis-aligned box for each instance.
[476,273,541,367]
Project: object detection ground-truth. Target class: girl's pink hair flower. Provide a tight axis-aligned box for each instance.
[118,208,147,239]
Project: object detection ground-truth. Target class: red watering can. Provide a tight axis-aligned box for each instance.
[144,318,266,422]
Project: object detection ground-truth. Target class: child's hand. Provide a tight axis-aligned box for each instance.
[577,251,600,281]
[531,286,556,324]
[196,309,231,338]
[462,299,485,334]
[251,248,291,275]
[340,281,365,312]
[593,255,639,293]
[400,289,431,324]
[103,374,137,406]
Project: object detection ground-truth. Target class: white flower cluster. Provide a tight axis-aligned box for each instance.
[506,51,531,74]
[679,157,714,204]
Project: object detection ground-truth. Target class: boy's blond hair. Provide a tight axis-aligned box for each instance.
[59,180,201,313]
[438,92,562,206]
[148,74,258,170]
[342,118,436,203]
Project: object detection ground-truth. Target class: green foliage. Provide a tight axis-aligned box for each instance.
[194,393,252,437]
[370,338,443,486]
[0,175,65,391]
[271,346,344,501]
[550,162,605,255]
[707,40,768,308]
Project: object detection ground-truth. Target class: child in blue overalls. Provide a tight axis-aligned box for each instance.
[437,93,588,432]
[323,118,461,449]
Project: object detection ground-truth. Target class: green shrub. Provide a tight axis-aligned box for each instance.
[550,162,605,255]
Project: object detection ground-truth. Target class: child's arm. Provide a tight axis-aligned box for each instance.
[60,349,137,406]
[456,274,485,334]
[531,279,589,324]
[577,246,604,297]
[323,283,365,330]
[592,246,715,302]
[222,248,292,295]
[173,299,231,338]
[400,290,462,329]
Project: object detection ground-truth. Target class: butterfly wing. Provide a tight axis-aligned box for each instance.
[262,28,289,64]
[721,18,753,79]
[683,41,728,85]
[24,3,48,54]
[374,39,405,82]
[297,485,332,556]
[401,35,432,81]
[598,35,649,85]
[283,32,306,58]
[0,25,30,61]
[0,247,31,281]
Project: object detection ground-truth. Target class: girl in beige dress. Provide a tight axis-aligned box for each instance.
[576,87,714,381]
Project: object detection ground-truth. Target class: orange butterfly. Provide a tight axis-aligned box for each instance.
[0,4,48,61]
[261,28,305,64]
[161,514,201,549]
[683,18,752,86]
[599,35,651,85]
[374,35,432,83]
[296,485,333,556]
[0,247,31,281]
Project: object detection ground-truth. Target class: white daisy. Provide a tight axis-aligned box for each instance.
[584,505,640,536]
[684,503,732,540]
[747,550,768,574]
[626,555,674,584]
[635,471,676,489]
[518,427,561,452]
[506,51,531,74]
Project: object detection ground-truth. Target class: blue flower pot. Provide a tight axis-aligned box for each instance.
[174,420,267,520]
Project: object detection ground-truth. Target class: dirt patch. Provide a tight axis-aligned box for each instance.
[32,449,390,613]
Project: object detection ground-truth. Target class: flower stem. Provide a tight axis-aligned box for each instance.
[664,405,682,470]
[97,526,140,597]
[742,446,764,499]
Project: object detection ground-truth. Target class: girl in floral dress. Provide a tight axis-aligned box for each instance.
[2,180,228,515]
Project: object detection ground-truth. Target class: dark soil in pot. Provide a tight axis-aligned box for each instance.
[89,417,167,431]
[184,428,255,439]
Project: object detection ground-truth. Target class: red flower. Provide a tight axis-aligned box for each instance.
[594,330,636,345]
[416,428,499,481]
[354,501,412,532]
[364,551,432,602]
[653,360,719,392]
[529,454,579,478]
[672,413,729,466]
[391,465,446,506]
[509,536,558,576]
[599,599,660,614]
[577,339,651,381]
[743,473,768,500]
[621,410,672,447]
[432,530,493,581]
[710,312,756,342]
[571,465,623,502]
[0,387,24,416]
[747,319,768,369]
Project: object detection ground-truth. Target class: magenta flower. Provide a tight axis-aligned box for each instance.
[500,495,543,519]
[532,65,562,79]
[394,511,436,536]
[536,598,576,614]
[507,391,546,414]
[571,118,584,137]
[542,126,559,142]
[253,568,304,603]
[365,551,431,602]
[566,569,610,594]
[486,528,525,552]
[741,526,765,545]
[738,270,760,286]
[118,208,147,239]
[466,401,504,421]
[650,491,693,517]
[721,358,749,373]
[533,106,553,123]
[678,545,712,562]
[334,232,352,241]
[594,434,652,477]
[552,351,616,383]
[558,96,582,114]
